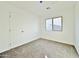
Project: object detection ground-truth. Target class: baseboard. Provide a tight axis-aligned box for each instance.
[73,45,79,56]
[0,36,78,56]
[40,37,79,56]
[0,36,40,53]
[40,36,74,46]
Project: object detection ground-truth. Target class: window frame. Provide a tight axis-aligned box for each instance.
[52,16,63,31]
[45,16,63,31]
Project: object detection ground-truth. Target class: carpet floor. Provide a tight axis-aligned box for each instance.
[0,38,79,58]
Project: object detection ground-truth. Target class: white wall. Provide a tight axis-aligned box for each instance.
[0,3,40,53]
[40,3,75,45]
[9,5,40,49]
[75,3,79,54]
[0,4,10,53]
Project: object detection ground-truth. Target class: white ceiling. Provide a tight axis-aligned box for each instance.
[2,1,77,18]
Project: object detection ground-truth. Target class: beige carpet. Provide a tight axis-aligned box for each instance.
[0,38,79,58]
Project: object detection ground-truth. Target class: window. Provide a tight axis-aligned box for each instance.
[46,16,63,31]
[46,18,52,31]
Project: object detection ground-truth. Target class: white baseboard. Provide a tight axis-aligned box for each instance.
[0,36,40,53]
